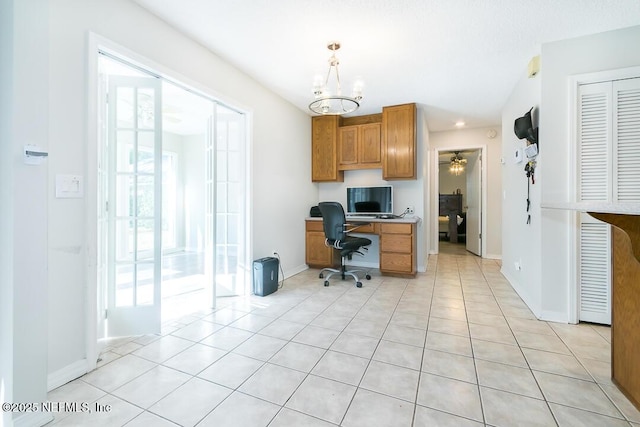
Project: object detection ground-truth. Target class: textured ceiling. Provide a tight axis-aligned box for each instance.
[133,0,640,131]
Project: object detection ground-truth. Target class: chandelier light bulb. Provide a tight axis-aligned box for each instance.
[312,75,325,98]
[352,78,364,101]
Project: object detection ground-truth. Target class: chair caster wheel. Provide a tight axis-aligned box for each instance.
[319,273,324,278]
[365,274,371,280]
[356,282,362,288]
[324,281,330,287]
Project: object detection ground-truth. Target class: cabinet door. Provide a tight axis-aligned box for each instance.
[305,221,339,268]
[383,103,416,180]
[306,231,334,267]
[359,123,382,166]
[338,126,358,166]
[312,116,343,182]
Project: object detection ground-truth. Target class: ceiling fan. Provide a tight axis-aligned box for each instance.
[449,151,467,175]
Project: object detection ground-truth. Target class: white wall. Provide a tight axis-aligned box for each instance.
[2,0,52,425]
[417,106,431,269]
[429,127,503,258]
[501,25,640,322]
[0,0,15,424]
[41,0,315,397]
[501,73,542,316]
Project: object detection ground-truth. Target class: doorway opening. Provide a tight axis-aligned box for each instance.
[95,51,250,341]
[435,147,485,257]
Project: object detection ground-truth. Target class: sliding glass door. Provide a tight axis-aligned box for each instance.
[99,53,249,338]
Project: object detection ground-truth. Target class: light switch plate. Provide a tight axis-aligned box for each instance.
[55,174,84,198]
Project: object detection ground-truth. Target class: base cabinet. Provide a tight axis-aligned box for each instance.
[379,223,416,275]
[305,221,339,268]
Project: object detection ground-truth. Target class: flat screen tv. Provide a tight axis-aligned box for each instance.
[346,186,393,215]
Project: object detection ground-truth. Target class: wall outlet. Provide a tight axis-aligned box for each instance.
[407,206,414,214]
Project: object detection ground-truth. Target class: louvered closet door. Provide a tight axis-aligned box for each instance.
[613,78,640,201]
[577,77,640,325]
[578,81,612,324]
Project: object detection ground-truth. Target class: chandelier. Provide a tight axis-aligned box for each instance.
[309,42,363,115]
[449,152,467,175]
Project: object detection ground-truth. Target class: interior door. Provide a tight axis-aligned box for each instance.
[106,75,162,336]
[465,151,482,256]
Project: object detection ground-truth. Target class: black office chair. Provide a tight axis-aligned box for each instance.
[318,202,372,288]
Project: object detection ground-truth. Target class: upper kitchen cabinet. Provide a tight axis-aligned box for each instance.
[338,122,382,170]
[382,103,416,180]
[311,115,343,182]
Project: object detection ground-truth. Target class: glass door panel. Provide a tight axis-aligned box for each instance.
[213,105,247,297]
[107,75,162,337]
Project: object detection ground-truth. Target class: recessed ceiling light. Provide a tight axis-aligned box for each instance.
[455,121,466,128]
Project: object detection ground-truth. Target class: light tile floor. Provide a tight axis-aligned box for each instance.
[48,253,640,426]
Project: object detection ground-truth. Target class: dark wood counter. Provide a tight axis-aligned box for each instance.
[588,212,640,411]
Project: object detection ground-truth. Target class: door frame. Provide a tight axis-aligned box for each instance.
[85,33,253,372]
[432,145,487,257]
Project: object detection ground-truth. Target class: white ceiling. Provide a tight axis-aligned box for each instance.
[133,0,640,132]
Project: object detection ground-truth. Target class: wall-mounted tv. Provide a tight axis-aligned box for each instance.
[346,186,393,215]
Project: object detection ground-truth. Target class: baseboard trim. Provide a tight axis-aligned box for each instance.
[500,267,541,318]
[47,358,88,392]
[283,264,308,279]
[483,253,502,260]
[540,310,570,324]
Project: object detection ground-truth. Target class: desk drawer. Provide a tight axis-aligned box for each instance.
[379,223,412,234]
[380,253,413,273]
[306,221,325,232]
[381,234,412,253]
[348,222,375,233]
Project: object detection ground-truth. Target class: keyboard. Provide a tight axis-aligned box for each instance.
[347,214,400,220]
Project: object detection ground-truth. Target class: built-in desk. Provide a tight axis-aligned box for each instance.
[305,216,419,277]
[543,202,640,411]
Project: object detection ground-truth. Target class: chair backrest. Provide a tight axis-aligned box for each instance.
[318,202,346,242]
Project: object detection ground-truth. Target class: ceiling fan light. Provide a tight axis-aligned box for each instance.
[449,151,466,175]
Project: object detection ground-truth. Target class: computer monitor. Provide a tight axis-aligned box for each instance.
[346,186,393,215]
